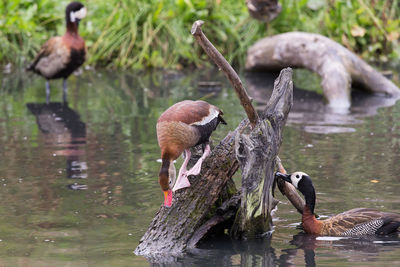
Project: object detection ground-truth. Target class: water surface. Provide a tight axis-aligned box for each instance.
[0,67,400,266]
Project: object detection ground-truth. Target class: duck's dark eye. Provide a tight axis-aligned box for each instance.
[296,175,300,179]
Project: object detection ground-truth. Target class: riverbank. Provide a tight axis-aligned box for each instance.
[1,0,399,69]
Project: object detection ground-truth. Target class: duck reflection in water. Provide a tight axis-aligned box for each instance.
[27,102,88,190]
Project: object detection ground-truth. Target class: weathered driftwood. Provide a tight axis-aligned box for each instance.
[231,68,293,239]
[246,32,400,110]
[246,0,281,22]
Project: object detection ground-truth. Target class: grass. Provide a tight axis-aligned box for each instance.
[1,0,400,69]
[87,0,264,68]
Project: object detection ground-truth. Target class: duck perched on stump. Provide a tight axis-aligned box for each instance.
[276,171,400,236]
[27,2,87,103]
[156,100,226,207]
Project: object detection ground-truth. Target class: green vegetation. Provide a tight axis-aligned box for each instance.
[1,0,400,69]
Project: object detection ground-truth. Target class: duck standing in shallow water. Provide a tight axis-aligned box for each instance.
[156,100,226,207]
[27,2,87,103]
[276,171,400,236]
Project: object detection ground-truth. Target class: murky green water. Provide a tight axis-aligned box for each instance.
[0,68,400,266]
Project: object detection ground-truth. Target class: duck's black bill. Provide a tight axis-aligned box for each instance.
[275,172,291,183]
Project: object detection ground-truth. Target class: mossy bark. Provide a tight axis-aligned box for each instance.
[231,68,293,239]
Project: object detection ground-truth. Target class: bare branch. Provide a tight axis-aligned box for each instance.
[191,20,259,128]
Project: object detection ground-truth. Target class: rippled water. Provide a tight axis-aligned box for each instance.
[0,68,400,266]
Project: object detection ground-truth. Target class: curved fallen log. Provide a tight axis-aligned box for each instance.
[246,32,400,110]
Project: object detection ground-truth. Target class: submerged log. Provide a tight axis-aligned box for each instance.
[246,32,400,110]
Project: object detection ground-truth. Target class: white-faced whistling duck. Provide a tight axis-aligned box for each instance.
[27,1,87,103]
[276,171,400,236]
[156,100,226,207]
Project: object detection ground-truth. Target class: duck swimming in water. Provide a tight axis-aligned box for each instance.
[276,171,400,236]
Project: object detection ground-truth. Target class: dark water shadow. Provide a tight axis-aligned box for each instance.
[245,71,400,134]
[27,102,88,190]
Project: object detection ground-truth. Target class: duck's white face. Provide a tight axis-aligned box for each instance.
[70,7,87,22]
[290,171,309,188]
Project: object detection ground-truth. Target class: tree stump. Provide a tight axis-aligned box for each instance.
[231,68,293,239]
[135,20,294,258]
[135,68,293,257]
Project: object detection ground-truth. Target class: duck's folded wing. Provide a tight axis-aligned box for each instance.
[321,208,386,236]
[27,37,69,78]
[27,37,56,71]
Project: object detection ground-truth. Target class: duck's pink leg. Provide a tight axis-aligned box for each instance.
[172,149,191,192]
[185,144,210,177]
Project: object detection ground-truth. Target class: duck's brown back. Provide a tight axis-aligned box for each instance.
[319,208,400,236]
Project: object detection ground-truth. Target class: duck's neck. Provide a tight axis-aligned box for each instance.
[302,205,322,234]
[159,158,175,190]
[159,158,170,189]
[66,22,79,36]
[303,186,316,215]
[301,186,322,234]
